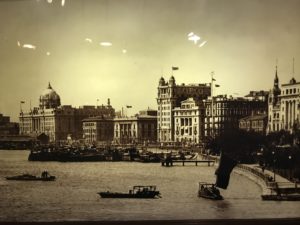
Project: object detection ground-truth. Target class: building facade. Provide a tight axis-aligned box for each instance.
[114,109,157,145]
[0,114,19,136]
[157,76,211,143]
[19,83,115,142]
[82,117,114,145]
[203,95,267,138]
[173,98,205,145]
[239,114,268,135]
[267,68,300,133]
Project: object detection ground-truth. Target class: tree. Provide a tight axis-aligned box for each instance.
[207,129,264,163]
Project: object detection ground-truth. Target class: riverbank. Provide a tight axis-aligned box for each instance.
[234,164,300,196]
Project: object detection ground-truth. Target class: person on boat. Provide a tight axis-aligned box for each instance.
[41,171,49,178]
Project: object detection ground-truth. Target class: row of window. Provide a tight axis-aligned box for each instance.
[174,111,198,116]
[181,104,195,109]
[158,112,171,116]
[158,105,171,110]
[282,88,299,95]
[158,118,170,122]
[206,109,251,116]
[240,121,264,128]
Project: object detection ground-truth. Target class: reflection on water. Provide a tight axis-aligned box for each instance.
[0,150,300,221]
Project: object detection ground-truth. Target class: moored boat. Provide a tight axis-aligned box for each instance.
[6,171,56,181]
[261,194,300,201]
[198,182,223,200]
[98,185,161,198]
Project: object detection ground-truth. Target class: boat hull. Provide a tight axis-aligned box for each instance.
[6,176,56,181]
[98,192,160,199]
[198,192,223,200]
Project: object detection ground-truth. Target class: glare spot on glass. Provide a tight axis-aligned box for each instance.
[122,49,127,54]
[46,52,51,56]
[17,41,21,47]
[188,32,194,37]
[22,44,36,50]
[187,32,201,44]
[61,0,65,7]
[100,42,112,47]
[47,0,53,3]
[199,41,207,48]
[85,38,92,43]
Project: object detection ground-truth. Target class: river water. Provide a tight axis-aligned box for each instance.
[0,150,299,222]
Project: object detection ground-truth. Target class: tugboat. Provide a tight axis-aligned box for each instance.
[98,185,161,198]
[5,171,56,181]
[198,182,223,200]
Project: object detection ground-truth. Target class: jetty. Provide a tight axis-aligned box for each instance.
[161,159,215,167]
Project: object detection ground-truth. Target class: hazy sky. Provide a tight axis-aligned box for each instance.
[0,0,299,122]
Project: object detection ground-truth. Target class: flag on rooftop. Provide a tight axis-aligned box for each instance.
[215,84,220,87]
[172,67,179,71]
[20,101,25,103]
[212,78,216,81]
[126,105,132,108]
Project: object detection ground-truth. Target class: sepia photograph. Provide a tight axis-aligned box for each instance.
[0,0,300,224]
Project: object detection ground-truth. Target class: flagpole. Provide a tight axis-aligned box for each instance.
[20,101,25,134]
[211,71,215,138]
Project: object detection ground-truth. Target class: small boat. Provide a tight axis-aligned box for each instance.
[198,182,223,200]
[98,185,161,198]
[5,171,56,181]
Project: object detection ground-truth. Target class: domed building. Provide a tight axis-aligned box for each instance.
[39,82,61,109]
[19,82,115,142]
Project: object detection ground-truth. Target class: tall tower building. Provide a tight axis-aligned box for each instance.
[267,63,300,134]
[267,66,281,132]
[157,76,211,143]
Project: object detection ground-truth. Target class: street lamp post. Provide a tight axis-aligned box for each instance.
[288,155,292,180]
[272,151,276,181]
[211,72,215,138]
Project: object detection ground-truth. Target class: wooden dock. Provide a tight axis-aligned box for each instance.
[161,160,215,167]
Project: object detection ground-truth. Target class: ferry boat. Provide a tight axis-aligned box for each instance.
[98,185,161,198]
[198,182,223,200]
[6,171,56,181]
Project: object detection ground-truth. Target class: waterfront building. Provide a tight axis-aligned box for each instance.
[82,117,114,145]
[239,113,268,135]
[19,83,115,142]
[173,98,205,145]
[157,76,211,143]
[245,90,269,102]
[0,113,19,135]
[267,68,300,133]
[113,109,157,145]
[203,95,267,138]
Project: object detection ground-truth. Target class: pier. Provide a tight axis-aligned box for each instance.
[161,160,215,167]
